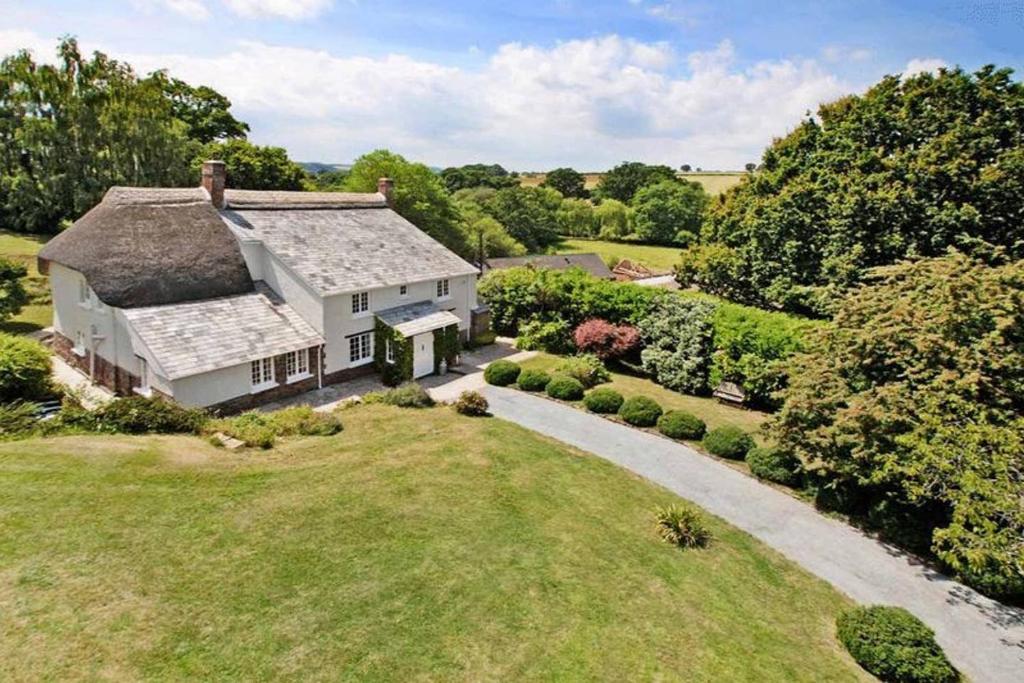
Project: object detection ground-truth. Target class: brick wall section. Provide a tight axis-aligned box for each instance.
[52,332,141,396]
[206,345,327,415]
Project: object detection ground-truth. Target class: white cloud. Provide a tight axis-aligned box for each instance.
[223,0,334,20]
[822,45,872,63]
[1,28,854,169]
[903,57,947,75]
[0,28,56,58]
[130,0,210,21]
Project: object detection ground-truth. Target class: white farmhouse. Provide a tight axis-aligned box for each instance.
[38,161,481,412]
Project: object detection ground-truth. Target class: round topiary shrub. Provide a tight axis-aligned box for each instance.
[454,390,489,416]
[836,606,957,683]
[545,375,585,401]
[0,332,52,402]
[702,425,755,460]
[484,359,521,387]
[745,446,803,487]
[583,387,624,414]
[618,396,663,427]
[516,369,551,392]
[656,410,706,440]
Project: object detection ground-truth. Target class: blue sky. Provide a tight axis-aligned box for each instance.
[1,0,1021,169]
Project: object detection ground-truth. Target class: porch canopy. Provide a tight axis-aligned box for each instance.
[375,300,461,338]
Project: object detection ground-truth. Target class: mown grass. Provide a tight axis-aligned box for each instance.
[0,229,51,335]
[555,238,683,273]
[519,352,769,437]
[0,404,865,681]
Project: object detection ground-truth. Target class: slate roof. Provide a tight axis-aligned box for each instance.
[122,285,324,380]
[376,300,462,338]
[225,189,386,210]
[39,186,254,308]
[221,207,479,295]
[483,253,614,280]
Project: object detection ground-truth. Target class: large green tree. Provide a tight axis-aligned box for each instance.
[345,149,468,256]
[771,251,1024,600]
[596,162,678,203]
[481,186,562,252]
[0,39,200,233]
[193,139,306,191]
[155,73,249,143]
[440,164,519,193]
[631,180,708,245]
[542,167,587,198]
[680,66,1024,316]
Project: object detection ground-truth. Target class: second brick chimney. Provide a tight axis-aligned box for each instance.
[202,160,226,209]
[377,177,395,207]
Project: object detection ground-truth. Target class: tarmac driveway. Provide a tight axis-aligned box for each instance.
[482,386,1024,683]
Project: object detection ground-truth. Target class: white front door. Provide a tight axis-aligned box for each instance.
[412,332,434,378]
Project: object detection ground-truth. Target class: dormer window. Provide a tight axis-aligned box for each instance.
[436,279,450,300]
[351,291,369,316]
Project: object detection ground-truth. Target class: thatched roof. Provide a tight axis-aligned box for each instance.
[39,186,254,309]
[483,253,614,280]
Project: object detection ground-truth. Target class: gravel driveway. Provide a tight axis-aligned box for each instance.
[483,386,1024,683]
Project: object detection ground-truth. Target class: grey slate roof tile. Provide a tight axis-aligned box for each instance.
[123,285,324,380]
[224,207,479,295]
[376,300,462,337]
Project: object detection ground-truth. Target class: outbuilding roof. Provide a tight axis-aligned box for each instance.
[122,285,324,380]
[221,207,479,295]
[38,186,254,309]
[376,300,462,337]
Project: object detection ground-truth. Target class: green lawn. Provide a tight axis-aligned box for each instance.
[555,238,682,273]
[519,352,769,438]
[0,229,51,335]
[0,405,865,681]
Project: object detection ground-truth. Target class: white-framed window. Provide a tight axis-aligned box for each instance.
[436,278,450,299]
[349,332,373,364]
[399,284,408,298]
[73,330,87,356]
[385,338,395,364]
[250,357,276,392]
[135,357,152,397]
[351,291,369,316]
[78,280,91,308]
[285,349,311,382]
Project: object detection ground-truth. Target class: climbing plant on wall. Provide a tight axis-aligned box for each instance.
[374,320,413,386]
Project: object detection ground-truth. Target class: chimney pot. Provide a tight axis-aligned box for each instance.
[202,160,227,209]
[377,177,395,207]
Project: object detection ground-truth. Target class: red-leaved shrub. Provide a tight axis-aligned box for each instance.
[573,318,641,361]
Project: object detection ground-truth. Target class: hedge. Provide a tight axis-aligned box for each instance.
[583,387,624,414]
[836,606,957,683]
[702,425,755,459]
[656,410,706,440]
[484,359,521,386]
[0,332,52,402]
[746,446,802,486]
[546,375,585,401]
[516,369,551,392]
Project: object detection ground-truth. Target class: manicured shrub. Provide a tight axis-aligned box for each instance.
[836,606,957,683]
[0,332,52,402]
[702,425,755,460]
[573,318,641,361]
[516,319,573,354]
[516,369,551,392]
[618,395,663,427]
[454,390,489,416]
[545,375,585,401]
[638,297,717,395]
[364,382,435,408]
[556,353,610,389]
[484,359,521,386]
[655,503,711,549]
[745,446,802,486]
[94,396,208,434]
[583,387,624,414]
[656,410,706,440]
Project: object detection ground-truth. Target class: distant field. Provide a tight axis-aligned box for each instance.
[520,171,745,195]
[0,230,51,335]
[556,238,682,274]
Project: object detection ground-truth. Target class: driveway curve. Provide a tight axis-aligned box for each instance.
[482,387,1024,683]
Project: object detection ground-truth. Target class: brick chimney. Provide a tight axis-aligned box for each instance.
[377,177,395,207]
[201,160,226,209]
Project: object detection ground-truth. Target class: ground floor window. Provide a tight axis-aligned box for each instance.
[250,357,275,391]
[73,330,87,356]
[385,338,395,363]
[285,349,310,381]
[349,332,372,364]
